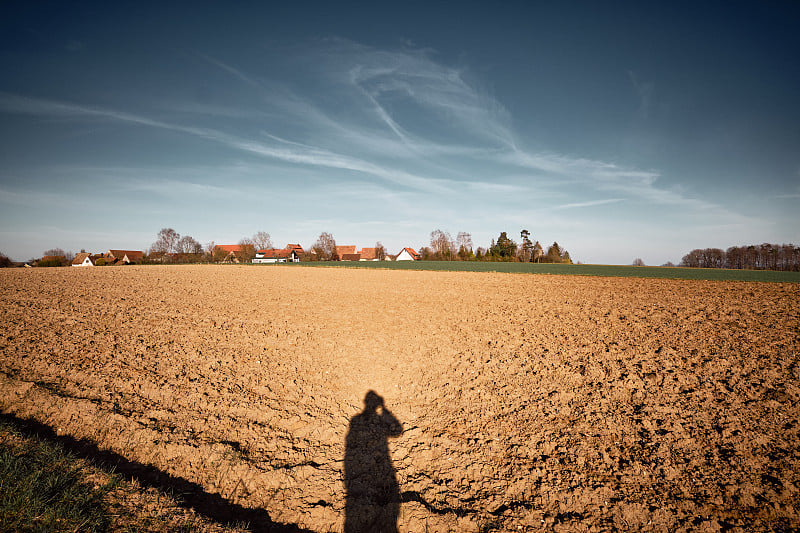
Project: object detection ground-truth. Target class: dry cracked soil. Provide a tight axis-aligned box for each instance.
[1,265,798,532]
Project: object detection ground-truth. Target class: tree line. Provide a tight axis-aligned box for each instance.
[417,229,571,263]
[1,227,573,267]
[680,243,800,271]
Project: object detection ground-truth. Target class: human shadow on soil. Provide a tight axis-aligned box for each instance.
[0,412,313,533]
[344,390,403,533]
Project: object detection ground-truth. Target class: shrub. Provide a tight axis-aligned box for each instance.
[37,258,64,268]
[95,258,106,266]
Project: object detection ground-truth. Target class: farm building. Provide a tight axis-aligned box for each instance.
[253,248,299,263]
[287,244,304,256]
[106,250,144,264]
[71,253,96,267]
[213,244,248,263]
[395,247,420,261]
[336,245,357,258]
[358,247,380,261]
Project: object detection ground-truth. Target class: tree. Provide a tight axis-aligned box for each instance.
[532,241,543,263]
[43,248,66,257]
[238,238,256,262]
[252,231,273,251]
[519,229,533,262]
[430,229,455,260]
[152,228,180,254]
[375,242,386,261]
[456,232,473,260]
[489,232,517,260]
[632,258,645,266]
[176,235,202,254]
[0,252,11,268]
[312,232,338,261]
[544,242,563,263]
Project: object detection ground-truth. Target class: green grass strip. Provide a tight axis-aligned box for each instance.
[278,261,800,283]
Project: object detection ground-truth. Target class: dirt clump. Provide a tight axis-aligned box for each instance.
[1,265,798,531]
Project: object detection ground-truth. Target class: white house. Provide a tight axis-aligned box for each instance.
[395,247,420,261]
[253,248,299,263]
[71,253,95,267]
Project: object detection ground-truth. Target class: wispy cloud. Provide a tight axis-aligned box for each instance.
[553,198,624,209]
[0,92,453,195]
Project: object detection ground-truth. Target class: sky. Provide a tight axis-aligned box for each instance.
[1,1,798,264]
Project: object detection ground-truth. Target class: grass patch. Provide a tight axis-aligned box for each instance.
[0,419,114,532]
[283,261,800,283]
[0,416,252,533]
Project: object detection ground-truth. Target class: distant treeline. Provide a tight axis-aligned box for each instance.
[681,243,799,271]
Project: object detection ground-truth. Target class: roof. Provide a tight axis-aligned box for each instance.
[336,245,357,256]
[214,244,244,252]
[41,255,65,262]
[398,247,420,259]
[71,253,92,265]
[341,253,361,261]
[287,243,304,253]
[108,250,143,261]
[257,248,293,258]
[358,247,377,260]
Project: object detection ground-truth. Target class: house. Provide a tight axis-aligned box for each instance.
[253,248,299,263]
[287,244,304,256]
[213,244,247,263]
[341,253,361,261]
[395,247,420,261]
[336,245,357,258]
[358,247,379,261]
[71,252,95,267]
[106,250,144,265]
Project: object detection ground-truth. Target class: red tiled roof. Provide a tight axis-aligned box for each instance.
[214,244,243,253]
[41,255,65,262]
[336,245,357,256]
[358,247,377,260]
[341,253,361,261]
[257,248,292,258]
[399,247,420,260]
[287,244,304,253]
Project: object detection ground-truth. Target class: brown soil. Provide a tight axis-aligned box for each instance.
[1,265,798,532]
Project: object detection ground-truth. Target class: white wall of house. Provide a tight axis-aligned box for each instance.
[396,249,416,261]
[71,256,94,267]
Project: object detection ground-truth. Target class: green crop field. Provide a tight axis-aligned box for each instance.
[284,260,800,283]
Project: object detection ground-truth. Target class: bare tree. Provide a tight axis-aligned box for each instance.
[632,258,645,266]
[430,229,455,260]
[43,248,66,257]
[238,238,256,262]
[152,228,180,254]
[375,241,386,261]
[252,231,273,251]
[456,232,473,260]
[176,235,202,254]
[532,241,544,263]
[312,232,338,261]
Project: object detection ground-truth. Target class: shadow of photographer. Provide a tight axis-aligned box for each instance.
[344,390,403,533]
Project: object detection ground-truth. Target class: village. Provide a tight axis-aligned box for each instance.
[34,244,421,267]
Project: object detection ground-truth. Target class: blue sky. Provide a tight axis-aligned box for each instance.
[1,2,798,264]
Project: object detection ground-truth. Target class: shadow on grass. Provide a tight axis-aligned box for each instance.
[0,412,313,533]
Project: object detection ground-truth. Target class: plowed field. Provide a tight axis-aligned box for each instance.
[1,265,798,532]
